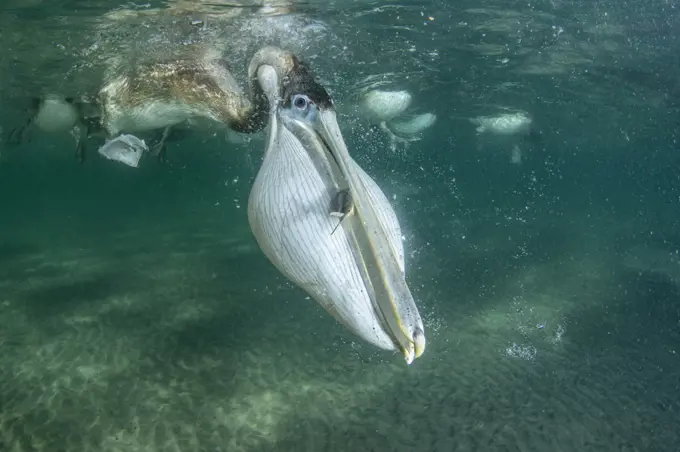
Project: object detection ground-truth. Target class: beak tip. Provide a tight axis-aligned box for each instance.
[401,327,426,365]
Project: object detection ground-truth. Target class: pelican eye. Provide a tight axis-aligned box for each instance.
[293,94,310,110]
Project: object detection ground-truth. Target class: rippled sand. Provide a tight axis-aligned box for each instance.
[1,196,677,452]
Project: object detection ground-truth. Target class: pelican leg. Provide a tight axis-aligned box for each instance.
[7,98,41,145]
[7,118,33,145]
[75,141,85,163]
[71,122,88,163]
[151,126,171,163]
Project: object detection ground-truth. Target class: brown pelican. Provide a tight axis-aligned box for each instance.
[98,46,427,362]
[95,52,276,164]
[5,52,275,164]
[248,48,426,364]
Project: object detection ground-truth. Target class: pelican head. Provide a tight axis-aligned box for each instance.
[248,48,426,364]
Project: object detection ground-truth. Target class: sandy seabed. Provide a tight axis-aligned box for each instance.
[0,189,678,452]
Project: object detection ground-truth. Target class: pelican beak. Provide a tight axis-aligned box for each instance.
[305,107,426,363]
[248,64,426,364]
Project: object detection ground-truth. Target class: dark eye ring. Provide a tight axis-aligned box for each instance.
[293,95,308,110]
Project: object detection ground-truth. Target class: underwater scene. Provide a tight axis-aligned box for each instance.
[0,0,679,451]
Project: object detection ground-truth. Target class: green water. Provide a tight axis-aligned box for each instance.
[1,1,679,451]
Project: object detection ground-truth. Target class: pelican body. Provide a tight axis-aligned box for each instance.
[94,49,308,164]
[99,58,269,138]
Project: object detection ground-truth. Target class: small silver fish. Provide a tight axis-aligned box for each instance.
[330,188,353,235]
